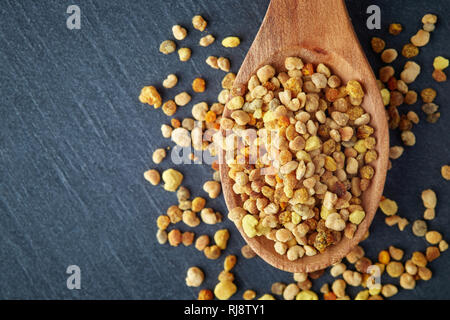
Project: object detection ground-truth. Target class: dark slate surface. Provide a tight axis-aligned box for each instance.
[0,0,448,299]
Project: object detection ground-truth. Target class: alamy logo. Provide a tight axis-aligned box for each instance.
[66,5,81,30]
[366,5,381,30]
[66,265,81,290]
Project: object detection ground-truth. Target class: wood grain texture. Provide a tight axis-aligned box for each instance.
[220,0,389,273]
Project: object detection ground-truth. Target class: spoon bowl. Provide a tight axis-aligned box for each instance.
[219,0,389,273]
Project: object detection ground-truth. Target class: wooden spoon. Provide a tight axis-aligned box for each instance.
[219,0,389,273]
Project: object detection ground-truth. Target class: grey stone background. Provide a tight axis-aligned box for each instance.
[0,0,448,299]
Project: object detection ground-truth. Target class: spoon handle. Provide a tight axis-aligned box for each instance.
[262,0,355,54]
